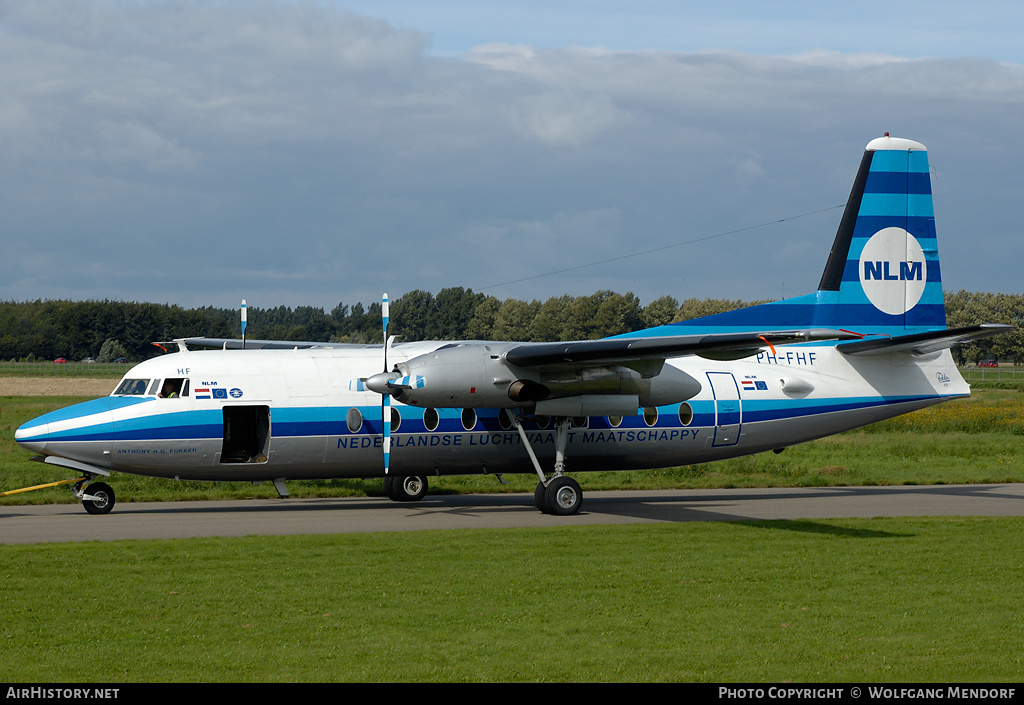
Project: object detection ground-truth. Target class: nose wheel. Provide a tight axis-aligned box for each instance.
[79,481,116,515]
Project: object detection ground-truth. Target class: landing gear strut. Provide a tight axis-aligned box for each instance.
[512,414,583,516]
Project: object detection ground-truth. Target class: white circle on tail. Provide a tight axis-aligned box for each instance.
[858,227,927,315]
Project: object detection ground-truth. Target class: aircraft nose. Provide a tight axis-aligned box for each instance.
[15,419,49,454]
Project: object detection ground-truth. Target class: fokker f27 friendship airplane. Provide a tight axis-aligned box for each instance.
[13,136,1010,515]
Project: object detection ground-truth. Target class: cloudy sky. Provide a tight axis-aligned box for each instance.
[2,1,1023,314]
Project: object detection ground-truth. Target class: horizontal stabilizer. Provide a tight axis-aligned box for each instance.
[504,329,862,367]
[837,324,1013,356]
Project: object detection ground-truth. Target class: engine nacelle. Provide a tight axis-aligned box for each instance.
[390,342,703,412]
[393,343,525,408]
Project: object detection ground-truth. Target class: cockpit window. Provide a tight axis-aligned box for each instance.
[159,378,188,399]
[114,379,150,396]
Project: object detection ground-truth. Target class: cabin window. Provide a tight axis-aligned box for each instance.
[114,379,150,396]
[346,408,363,433]
[607,415,623,428]
[390,407,402,433]
[643,407,659,427]
[461,408,477,431]
[678,402,693,426]
[423,408,439,432]
[498,409,513,430]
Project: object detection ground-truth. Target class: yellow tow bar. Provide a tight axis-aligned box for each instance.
[0,476,89,497]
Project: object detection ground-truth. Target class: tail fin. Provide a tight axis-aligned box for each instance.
[639,135,946,337]
[816,135,944,333]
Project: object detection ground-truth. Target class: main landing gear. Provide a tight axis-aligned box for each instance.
[534,475,583,516]
[512,414,584,516]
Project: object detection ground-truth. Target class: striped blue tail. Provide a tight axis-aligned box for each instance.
[628,135,946,338]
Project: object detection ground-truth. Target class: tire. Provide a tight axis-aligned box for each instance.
[535,481,551,514]
[383,475,397,500]
[391,475,428,502]
[82,482,115,515]
[544,477,582,516]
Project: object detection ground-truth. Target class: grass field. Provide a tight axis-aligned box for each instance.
[0,361,127,378]
[2,518,1022,682]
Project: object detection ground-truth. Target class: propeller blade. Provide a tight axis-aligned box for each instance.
[382,293,390,475]
[348,294,398,475]
[382,293,390,371]
[383,392,391,474]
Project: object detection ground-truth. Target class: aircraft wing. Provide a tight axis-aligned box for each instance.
[504,329,862,367]
[165,338,371,351]
[836,324,1014,356]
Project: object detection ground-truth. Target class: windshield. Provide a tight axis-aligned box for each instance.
[113,379,151,396]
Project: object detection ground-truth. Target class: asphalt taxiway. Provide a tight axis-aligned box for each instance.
[2,483,1023,544]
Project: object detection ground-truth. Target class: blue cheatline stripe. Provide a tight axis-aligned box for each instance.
[61,397,942,440]
[21,427,109,443]
[17,396,153,430]
[275,396,949,437]
[864,171,932,195]
[31,392,956,447]
[34,409,223,443]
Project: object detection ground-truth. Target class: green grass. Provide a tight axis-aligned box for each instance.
[0,362,127,378]
[2,518,1021,682]
[5,389,1024,504]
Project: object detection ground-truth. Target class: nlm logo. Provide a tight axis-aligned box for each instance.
[858,227,928,315]
[863,261,923,281]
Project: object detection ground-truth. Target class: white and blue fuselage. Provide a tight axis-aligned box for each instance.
[15,340,967,481]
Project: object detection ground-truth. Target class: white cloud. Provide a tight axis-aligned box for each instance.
[1,1,1023,310]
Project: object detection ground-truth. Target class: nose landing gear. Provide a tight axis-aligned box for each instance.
[77,480,116,515]
[1,472,116,515]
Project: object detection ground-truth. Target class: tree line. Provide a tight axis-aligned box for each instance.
[0,289,1019,364]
